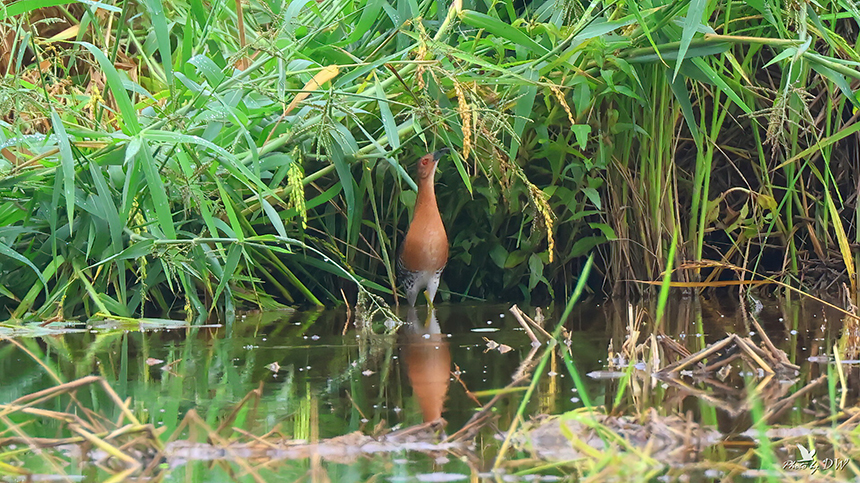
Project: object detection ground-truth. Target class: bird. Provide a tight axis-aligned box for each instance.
[397,148,449,307]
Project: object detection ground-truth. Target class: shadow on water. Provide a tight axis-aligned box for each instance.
[1,294,859,481]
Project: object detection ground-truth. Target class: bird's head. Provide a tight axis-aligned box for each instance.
[417,148,449,181]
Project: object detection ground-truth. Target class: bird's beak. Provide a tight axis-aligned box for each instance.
[432,147,450,161]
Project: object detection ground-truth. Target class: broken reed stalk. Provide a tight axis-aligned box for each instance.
[0,373,98,415]
[733,337,775,375]
[510,304,539,344]
[510,304,553,341]
[216,381,264,435]
[0,375,167,481]
[0,414,68,477]
[183,409,267,483]
[743,304,793,366]
[0,422,156,448]
[657,335,736,374]
[763,375,827,424]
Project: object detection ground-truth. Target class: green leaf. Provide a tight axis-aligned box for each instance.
[571,124,590,149]
[627,42,730,63]
[528,253,544,290]
[142,130,280,202]
[259,197,288,238]
[188,54,225,85]
[504,250,528,268]
[574,16,637,42]
[79,42,140,135]
[581,187,601,210]
[12,255,64,318]
[570,236,605,257]
[88,155,123,252]
[125,136,142,164]
[673,0,707,81]
[624,0,665,68]
[1,0,120,20]
[0,284,17,300]
[92,240,155,267]
[510,69,538,160]
[438,130,472,195]
[338,0,383,46]
[284,0,315,36]
[744,0,777,26]
[459,10,549,55]
[98,293,129,317]
[216,179,244,242]
[0,241,46,287]
[50,109,75,235]
[691,57,752,115]
[139,143,176,239]
[328,140,356,241]
[667,69,700,142]
[375,74,400,151]
[809,61,860,107]
[763,48,796,68]
[73,262,112,316]
[350,112,415,190]
[212,244,242,308]
[490,245,508,268]
[79,42,141,134]
[144,0,173,87]
[705,197,721,225]
[589,222,617,240]
[141,130,235,161]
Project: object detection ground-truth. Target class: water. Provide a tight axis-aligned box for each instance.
[1,295,856,481]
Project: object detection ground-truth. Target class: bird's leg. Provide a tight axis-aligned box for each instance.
[424,289,434,310]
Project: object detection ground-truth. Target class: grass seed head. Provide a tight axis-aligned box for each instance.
[454,81,472,160]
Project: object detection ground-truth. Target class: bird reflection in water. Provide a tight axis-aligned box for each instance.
[400,307,451,423]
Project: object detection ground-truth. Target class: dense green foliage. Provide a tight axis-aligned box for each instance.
[0,0,859,318]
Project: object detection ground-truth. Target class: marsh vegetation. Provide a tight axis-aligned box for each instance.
[2,0,860,480]
[1,0,859,316]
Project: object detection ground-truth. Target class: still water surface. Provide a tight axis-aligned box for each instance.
[1,295,854,481]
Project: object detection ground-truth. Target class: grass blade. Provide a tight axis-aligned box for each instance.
[0,242,47,289]
[79,42,141,135]
[143,0,174,87]
[50,109,75,235]
[673,0,707,80]
[458,10,549,55]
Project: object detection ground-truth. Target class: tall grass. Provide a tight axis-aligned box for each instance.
[0,0,858,318]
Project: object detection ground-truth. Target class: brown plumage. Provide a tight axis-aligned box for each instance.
[397,148,449,306]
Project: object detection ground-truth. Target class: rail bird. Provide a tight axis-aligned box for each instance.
[397,148,449,307]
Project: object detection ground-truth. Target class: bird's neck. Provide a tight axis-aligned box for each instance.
[414,176,440,220]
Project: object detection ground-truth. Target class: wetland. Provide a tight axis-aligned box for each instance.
[4,294,859,482]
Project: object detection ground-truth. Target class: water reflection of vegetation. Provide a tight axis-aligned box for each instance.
[0,302,590,479]
[4,289,860,480]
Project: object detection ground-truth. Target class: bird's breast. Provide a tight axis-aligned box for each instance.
[401,216,448,272]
